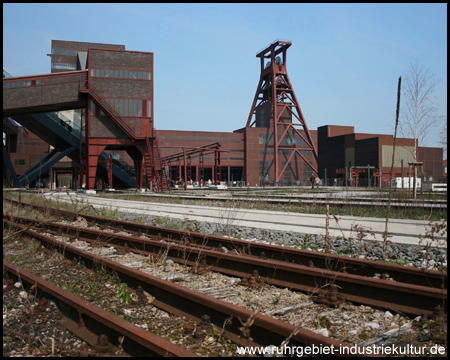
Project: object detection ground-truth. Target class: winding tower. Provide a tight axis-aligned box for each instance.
[246,40,318,184]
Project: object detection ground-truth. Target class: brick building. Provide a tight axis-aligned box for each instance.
[3,40,446,190]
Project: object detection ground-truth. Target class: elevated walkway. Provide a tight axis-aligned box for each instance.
[3,71,88,117]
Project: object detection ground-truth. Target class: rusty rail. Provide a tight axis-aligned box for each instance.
[4,198,446,289]
[4,215,447,317]
[3,219,373,355]
[3,260,197,357]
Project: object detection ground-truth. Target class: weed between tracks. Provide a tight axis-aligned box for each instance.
[96,188,446,221]
[3,193,448,356]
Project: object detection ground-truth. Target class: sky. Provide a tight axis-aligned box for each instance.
[3,3,447,152]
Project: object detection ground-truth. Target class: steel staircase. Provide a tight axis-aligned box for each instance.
[153,129,170,192]
[79,82,135,139]
[79,80,168,191]
[143,130,170,193]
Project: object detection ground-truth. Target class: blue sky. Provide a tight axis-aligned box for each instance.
[3,3,447,150]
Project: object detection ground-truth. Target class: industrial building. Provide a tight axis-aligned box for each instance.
[3,40,446,190]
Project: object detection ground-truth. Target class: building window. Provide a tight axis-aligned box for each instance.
[15,159,25,165]
[102,98,149,117]
[90,68,152,81]
[52,63,77,70]
[3,80,34,89]
[52,48,78,56]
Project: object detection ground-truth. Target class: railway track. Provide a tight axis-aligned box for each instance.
[3,261,197,357]
[4,219,368,356]
[4,212,446,318]
[151,191,447,210]
[4,197,447,355]
[4,198,446,288]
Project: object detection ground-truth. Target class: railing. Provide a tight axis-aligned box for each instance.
[109,152,135,176]
[79,81,135,139]
[145,136,160,191]
[45,112,82,139]
[153,129,170,191]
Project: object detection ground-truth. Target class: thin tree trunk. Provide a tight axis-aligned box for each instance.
[383,77,402,262]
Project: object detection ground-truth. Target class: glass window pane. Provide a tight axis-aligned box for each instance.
[100,69,104,77]
[147,72,152,80]
[119,98,123,115]
[119,70,123,78]
[133,71,137,79]
[124,70,128,79]
[124,98,128,116]
[133,99,137,116]
[138,71,142,80]
[147,100,151,117]
[115,70,119,78]
[138,100,142,117]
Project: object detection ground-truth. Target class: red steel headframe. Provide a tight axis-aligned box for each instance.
[246,40,318,182]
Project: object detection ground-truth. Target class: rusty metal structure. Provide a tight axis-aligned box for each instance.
[246,39,318,183]
[3,41,169,192]
[5,209,447,317]
[161,142,228,190]
[3,261,196,357]
[4,217,381,352]
[4,40,444,190]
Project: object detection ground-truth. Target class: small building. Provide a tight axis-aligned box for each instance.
[317,125,444,187]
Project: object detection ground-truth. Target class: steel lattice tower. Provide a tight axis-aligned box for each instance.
[246,40,318,184]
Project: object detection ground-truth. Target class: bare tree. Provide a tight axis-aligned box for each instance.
[400,59,441,154]
[399,60,442,197]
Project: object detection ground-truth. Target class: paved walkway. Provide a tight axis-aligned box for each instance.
[44,192,446,246]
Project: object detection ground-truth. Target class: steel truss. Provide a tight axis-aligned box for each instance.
[246,40,318,183]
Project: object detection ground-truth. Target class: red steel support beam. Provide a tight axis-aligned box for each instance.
[246,40,319,184]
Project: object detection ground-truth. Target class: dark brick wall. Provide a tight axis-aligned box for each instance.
[51,40,125,73]
[90,49,152,71]
[88,49,153,138]
[92,77,152,99]
[3,72,87,115]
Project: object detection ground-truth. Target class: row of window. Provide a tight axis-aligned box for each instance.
[52,48,78,56]
[260,149,314,156]
[91,98,151,118]
[3,79,41,89]
[52,63,77,70]
[259,133,308,146]
[91,68,151,81]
